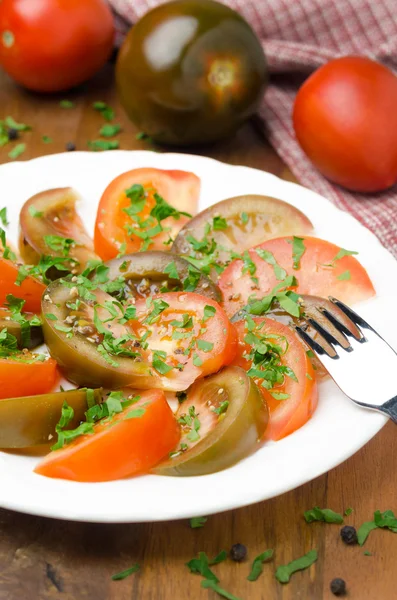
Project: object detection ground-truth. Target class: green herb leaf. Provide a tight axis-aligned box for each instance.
[8,143,26,160]
[87,139,119,151]
[28,205,43,218]
[183,265,201,292]
[334,248,359,261]
[275,549,318,583]
[209,551,228,565]
[304,507,344,524]
[201,579,242,600]
[124,407,146,420]
[241,212,248,224]
[364,551,372,556]
[152,352,173,375]
[203,305,216,322]
[99,123,122,138]
[344,507,354,516]
[42,135,53,143]
[287,236,306,270]
[186,552,219,583]
[190,516,207,529]
[0,207,9,227]
[193,353,203,367]
[357,520,378,546]
[197,339,214,352]
[164,261,180,280]
[247,549,274,581]
[255,248,287,281]
[60,100,74,108]
[337,270,351,281]
[144,299,169,325]
[5,116,31,131]
[111,564,140,581]
[270,392,290,400]
[92,101,114,121]
[213,216,228,230]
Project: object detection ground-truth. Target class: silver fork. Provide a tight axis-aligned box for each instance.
[295,297,397,423]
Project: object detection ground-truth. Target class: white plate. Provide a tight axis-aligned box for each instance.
[0,151,396,523]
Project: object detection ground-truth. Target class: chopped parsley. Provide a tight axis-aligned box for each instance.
[203,305,216,322]
[344,507,354,516]
[190,516,207,529]
[0,328,19,357]
[357,509,397,546]
[5,116,31,131]
[275,549,318,583]
[164,261,180,280]
[183,265,201,292]
[287,236,306,270]
[0,207,9,227]
[44,235,76,256]
[334,247,358,261]
[192,352,203,367]
[92,101,114,121]
[111,564,140,581]
[304,507,344,524]
[152,350,173,375]
[28,205,43,218]
[5,294,41,347]
[186,551,227,582]
[144,298,169,324]
[212,216,228,230]
[255,248,287,281]
[241,212,249,224]
[60,100,75,109]
[51,401,95,451]
[42,135,53,144]
[8,143,26,160]
[99,123,121,138]
[337,270,351,281]
[247,549,274,582]
[201,579,241,600]
[87,139,119,151]
[178,406,201,442]
[246,275,301,318]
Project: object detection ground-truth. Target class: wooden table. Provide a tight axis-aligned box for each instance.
[0,67,396,600]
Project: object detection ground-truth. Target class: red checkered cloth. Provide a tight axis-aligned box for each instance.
[109,0,397,257]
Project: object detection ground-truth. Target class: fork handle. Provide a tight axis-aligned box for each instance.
[380,397,397,424]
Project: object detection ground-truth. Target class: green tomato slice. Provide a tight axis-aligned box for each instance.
[156,366,268,476]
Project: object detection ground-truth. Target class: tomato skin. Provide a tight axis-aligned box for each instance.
[94,168,201,261]
[0,0,114,92]
[0,357,58,400]
[219,236,375,317]
[0,258,45,313]
[231,318,318,441]
[35,389,181,482]
[293,56,397,192]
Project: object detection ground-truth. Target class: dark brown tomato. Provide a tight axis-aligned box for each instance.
[116,0,267,145]
[19,188,99,274]
[103,251,221,302]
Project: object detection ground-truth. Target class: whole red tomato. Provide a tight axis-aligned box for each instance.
[0,0,114,92]
[293,56,397,193]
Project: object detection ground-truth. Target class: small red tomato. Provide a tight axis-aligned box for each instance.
[0,0,115,92]
[293,56,397,193]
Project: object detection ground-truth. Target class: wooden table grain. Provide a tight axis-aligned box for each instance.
[0,67,396,600]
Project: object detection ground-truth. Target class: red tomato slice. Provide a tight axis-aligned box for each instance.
[94,168,201,260]
[219,236,375,317]
[34,389,180,482]
[231,317,318,441]
[0,356,58,400]
[132,292,238,391]
[0,258,45,313]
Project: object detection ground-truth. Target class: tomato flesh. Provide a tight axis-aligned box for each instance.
[0,258,45,313]
[220,236,375,317]
[34,389,180,482]
[94,168,200,261]
[0,356,58,400]
[231,317,318,441]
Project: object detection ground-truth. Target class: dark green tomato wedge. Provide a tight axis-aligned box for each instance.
[0,388,102,448]
[103,251,221,302]
[172,195,313,279]
[0,309,43,349]
[156,366,268,476]
[42,279,154,389]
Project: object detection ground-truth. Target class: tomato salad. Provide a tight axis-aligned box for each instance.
[0,168,375,482]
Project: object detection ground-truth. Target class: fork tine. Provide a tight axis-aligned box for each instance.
[295,325,339,359]
[307,317,353,352]
[328,297,369,339]
[316,307,360,341]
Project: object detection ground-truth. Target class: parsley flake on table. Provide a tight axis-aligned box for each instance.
[87,140,119,151]
[344,507,354,516]
[8,143,26,160]
[247,549,274,581]
[304,507,344,524]
[42,135,53,143]
[0,207,9,227]
[357,509,397,546]
[60,100,75,109]
[275,549,318,583]
[190,516,207,529]
[201,579,242,600]
[99,123,122,138]
[92,101,114,121]
[5,116,31,131]
[111,564,140,581]
[287,236,306,270]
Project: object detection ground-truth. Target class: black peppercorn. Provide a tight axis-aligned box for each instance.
[340,525,358,545]
[7,128,19,141]
[65,142,76,151]
[230,543,247,562]
[330,578,346,596]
